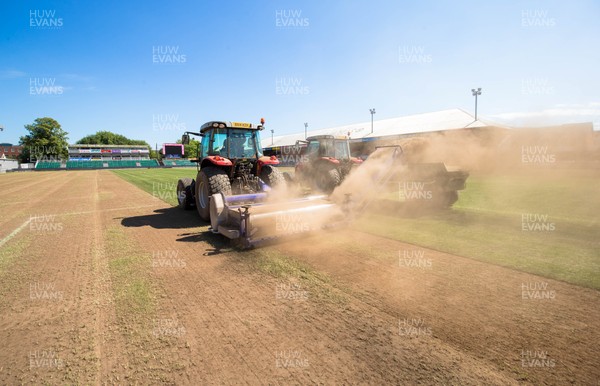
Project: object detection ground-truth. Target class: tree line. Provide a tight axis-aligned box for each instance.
[16,117,196,162]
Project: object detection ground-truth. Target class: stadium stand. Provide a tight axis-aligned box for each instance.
[32,144,164,170]
[163,159,195,167]
[65,159,159,169]
[65,144,159,169]
[35,161,62,169]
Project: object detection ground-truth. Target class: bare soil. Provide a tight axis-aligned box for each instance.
[0,170,597,385]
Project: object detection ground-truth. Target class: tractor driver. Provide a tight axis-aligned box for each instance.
[219,134,248,158]
[229,134,247,158]
[219,139,230,156]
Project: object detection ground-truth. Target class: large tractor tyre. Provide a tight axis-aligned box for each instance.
[260,165,285,188]
[315,164,341,194]
[176,178,195,210]
[195,167,232,221]
[442,190,459,208]
[425,189,459,210]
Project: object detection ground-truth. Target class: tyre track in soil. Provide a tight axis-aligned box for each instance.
[275,230,600,385]
[87,171,126,384]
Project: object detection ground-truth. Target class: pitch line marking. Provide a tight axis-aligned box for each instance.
[0,204,159,248]
[0,218,32,248]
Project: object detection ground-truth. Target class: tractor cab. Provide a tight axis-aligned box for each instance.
[304,135,351,161]
[295,135,362,193]
[199,121,263,160]
[178,120,284,221]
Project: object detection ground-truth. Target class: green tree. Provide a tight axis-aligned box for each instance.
[184,139,200,159]
[19,117,69,163]
[149,149,160,160]
[76,131,150,147]
[176,138,200,159]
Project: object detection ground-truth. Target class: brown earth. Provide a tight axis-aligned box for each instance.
[0,170,598,385]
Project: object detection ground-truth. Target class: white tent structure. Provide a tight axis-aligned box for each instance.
[261,108,492,148]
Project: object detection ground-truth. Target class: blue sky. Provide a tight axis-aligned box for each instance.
[1,0,599,146]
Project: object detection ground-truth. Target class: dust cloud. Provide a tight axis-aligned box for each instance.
[329,147,405,210]
[256,121,598,244]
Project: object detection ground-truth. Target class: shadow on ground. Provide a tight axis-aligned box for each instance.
[118,207,232,255]
[119,207,201,229]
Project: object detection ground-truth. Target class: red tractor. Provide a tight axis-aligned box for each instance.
[294,135,363,193]
[177,120,284,221]
[293,135,469,209]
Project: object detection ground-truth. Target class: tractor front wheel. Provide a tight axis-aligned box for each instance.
[177,178,195,210]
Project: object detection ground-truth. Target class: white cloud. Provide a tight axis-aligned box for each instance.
[488,102,600,128]
[0,70,27,79]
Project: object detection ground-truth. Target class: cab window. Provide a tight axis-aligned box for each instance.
[334,140,349,159]
[208,129,263,158]
[306,140,320,158]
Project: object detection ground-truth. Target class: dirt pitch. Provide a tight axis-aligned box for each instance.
[0,170,598,385]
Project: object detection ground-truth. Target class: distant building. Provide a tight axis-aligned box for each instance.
[68,144,150,161]
[262,109,507,167]
[261,109,490,149]
[0,143,23,159]
[262,108,597,169]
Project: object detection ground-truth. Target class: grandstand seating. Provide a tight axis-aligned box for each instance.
[35,142,162,170]
[66,160,104,169]
[64,159,159,169]
[164,159,195,167]
[35,161,62,169]
[138,159,159,168]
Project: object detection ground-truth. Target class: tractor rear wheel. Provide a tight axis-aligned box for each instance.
[442,190,459,207]
[315,164,341,194]
[425,190,459,210]
[195,167,232,221]
[260,165,285,188]
[177,178,195,210]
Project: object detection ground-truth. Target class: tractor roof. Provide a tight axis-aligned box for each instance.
[200,121,263,133]
[306,135,349,141]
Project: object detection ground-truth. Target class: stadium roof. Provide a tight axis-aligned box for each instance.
[262,108,496,148]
